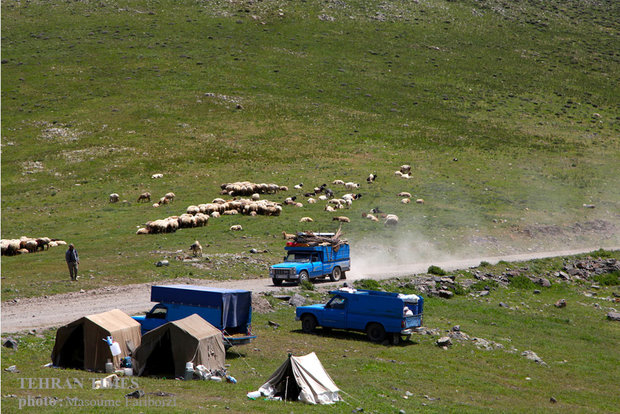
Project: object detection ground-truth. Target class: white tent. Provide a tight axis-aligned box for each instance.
[256,352,341,404]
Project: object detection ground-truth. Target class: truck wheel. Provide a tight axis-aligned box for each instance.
[298,271,310,285]
[329,267,342,282]
[366,323,386,343]
[272,278,283,286]
[301,314,317,333]
[391,333,400,345]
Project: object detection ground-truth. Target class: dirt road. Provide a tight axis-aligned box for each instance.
[1,247,615,334]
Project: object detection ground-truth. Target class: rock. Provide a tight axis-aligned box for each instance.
[249,248,258,254]
[522,350,546,365]
[557,271,570,280]
[125,390,145,399]
[554,299,567,308]
[479,290,490,297]
[3,338,18,349]
[438,290,454,299]
[267,320,280,328]
[155,260,169,267]
[533,289,541,294]
[536,278,551,287]
[499,302,509,308]
[436,337,452,347]
[550,396,557,403]
[451,325,460,332]
[607,312,620,321]
[288,294,306,307]
[4,365,19,373]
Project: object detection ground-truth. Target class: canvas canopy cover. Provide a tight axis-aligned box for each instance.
[257,352,341,404]
[132,314,225,378]
[51,309,141,371]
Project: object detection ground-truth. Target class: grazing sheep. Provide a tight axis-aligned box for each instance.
[314,184,327,194]
[324,188,334,198]
[55,240,67,246]
[151,173,164,179]
[333,216,350,223]
[158,197,170,205]
[164,192,175,202]
[294,183,303,189]
[282,231,296,240]
[366,173,378,183]
[279,186,289,191]
[109,193,120,203]
[230,225,243,231]
[212,198,226,204]
[344,182,360,190]
[36,237,51,251]
[249,211,257,216]
[400,165,411,174]
[136,228,149,235]
[416,198,425,204]
[401,173,412,179]
[367,214,379,222]
[223,210,238,215]
[210,211,220,218]
[300,217,314,223]
[137,192,151,203]
[394,171,403,177]
[401,198,411,204]
[190,240,203,257]
[332,179,345,185]
[284,196,297,205]
[153,203,160,208]
[24,239,38,253]
[318,195,328,201]
[16,248,29,255]
[251,193,260,201]
[295,202,304,208]
[186,205,200,215]
[325,205,336,212]
[384,214,399,226]
[398,192,412,198]
[307,198,317,204]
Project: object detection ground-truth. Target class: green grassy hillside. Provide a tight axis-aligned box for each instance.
[2,0,619,298]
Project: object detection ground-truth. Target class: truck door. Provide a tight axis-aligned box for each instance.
[322,296,347,328]
[310,253,323,278]
[142,304,169,333]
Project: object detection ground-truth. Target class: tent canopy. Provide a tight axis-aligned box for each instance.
[132,314,225,378]
[258,352,341,404]
[51,309,141,372]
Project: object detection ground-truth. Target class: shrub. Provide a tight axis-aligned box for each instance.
[355,279,381,290]
[479,261,491,267]
[510,275,537,289]
[469,280,499,292]
[427,265,447,276]
[300,279,315,291]
[592,271,620,286]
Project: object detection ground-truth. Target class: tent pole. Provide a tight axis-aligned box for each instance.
[284,376,289,403]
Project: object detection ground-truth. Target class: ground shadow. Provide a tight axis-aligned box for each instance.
[291,328,419,347]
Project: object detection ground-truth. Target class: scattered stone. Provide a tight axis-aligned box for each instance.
[554,299,567,308]
[499,302,509,308]
[404,391,413,397]
[436,337,452,347]
[479,290,489,296]
[607,312,620,322]
[249,248,258,254]
[125,390,145,399]
[3,338,18,349]
[533,289,541,294]
[536,278,551,287]
[288,294,306,307]
[438,290,454,299]
[550,396,557,403]
[522,350,546,365]
[451,325,460,332]
[267,320,280,328]
[155,260,169,267]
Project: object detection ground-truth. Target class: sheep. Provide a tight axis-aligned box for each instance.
[318,195,328,201]
[401,173,412,179]
[230,225,243,231]
[137,192,151,203]
[282,231,296,240]
[151,173,164,179]
[325,205,336,212]
[211,211,220,218]
[49,241,58,247]
[366,173,377,183]
[190,240,203,257]
[401,198,411,204]
[344,182,360,190]
[136,227,149,235]
[249,211,257,216]
[153,203,160,208]
[314,184,327,194]
[332,179,345,185]
[366,213,379,222]
[109,193,120,203]
[251,193,260,201]
[284,196,297,205]
[164,192,175,202]
[324,188,334,198]
[398,192,412,198]
[55,240,67,246]
[300,217,314,223]
[295,202,304,208]
[187,205,200,215]
[416,198,425,204]
[394,171,403,177]
[223,210,238,215]
[294,183,303,189]
[279,186,289,191]
[158,197,170,205]
[36,237,51,251]
[384,214,399,226]
[400,165,411,174]
[307,198,317,204]
[212,198,226,204]
[333,216,350,223]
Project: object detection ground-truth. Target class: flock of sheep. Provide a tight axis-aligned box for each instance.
[132,164,423,237]
[1,237,67,256]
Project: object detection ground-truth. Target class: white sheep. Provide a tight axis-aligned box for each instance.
[151,173,164,179]
[210,211,220,218]
[332,179,345,185]
[333,216,350,223]
[401,173,412,179]
[325,205,336,212]
[186,205,200,215]
[230,225,243,231]
[294,202,303,208]
[294,183,303,189]
[137,192,151,202]
[394,171,403,177]
[251,193,260,201]
[164,192,175,202]
[400,165,411,174]
[385,214,399,226]
[300,217,314,223]
[136,228,149,235]
[401,198,411,204]
[109,193,120,203]
[190,240,203,256]
[398,192,412,198]
[318,195,328,201]
[416,198,425,204]
[344,182,360,190]
[307,198,317,204]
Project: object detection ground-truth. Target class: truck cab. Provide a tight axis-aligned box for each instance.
[270,241,350,286]
[132,285,256,348]
[295,288,424,344]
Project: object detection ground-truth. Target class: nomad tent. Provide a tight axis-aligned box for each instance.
[51,309,141,371]
[257,352,341,404]
[132,314,225,378]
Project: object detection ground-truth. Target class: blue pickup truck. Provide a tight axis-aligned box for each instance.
[132,285,256,348]
[269,240,350,286]
[295,288,423,344]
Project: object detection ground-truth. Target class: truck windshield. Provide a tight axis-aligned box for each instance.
[285,253,312,263]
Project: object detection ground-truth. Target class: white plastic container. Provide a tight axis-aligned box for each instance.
[184,362,194,381]
[110,342,121,357]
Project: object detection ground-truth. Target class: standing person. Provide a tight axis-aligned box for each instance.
[65,244,79,281]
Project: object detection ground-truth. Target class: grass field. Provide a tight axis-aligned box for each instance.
[1,0,619,411]
[2,252,620,413]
